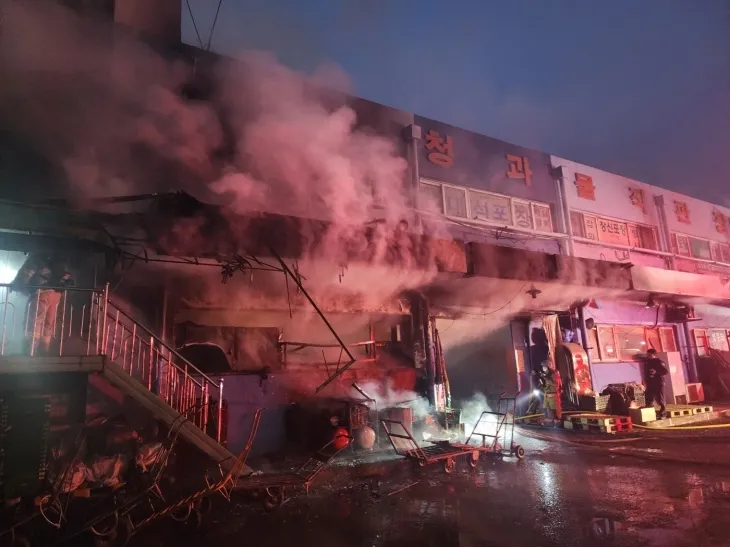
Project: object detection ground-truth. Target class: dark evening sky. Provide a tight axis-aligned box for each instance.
[182,0,730,205]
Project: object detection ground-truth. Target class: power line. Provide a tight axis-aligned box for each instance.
[185,0,204,49]
[438,283,529,318]
[206,0,225,51]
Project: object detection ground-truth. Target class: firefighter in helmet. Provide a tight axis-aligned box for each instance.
[11,254,74,355]
[541,361,562,422]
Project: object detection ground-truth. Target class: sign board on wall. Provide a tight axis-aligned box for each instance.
[415,116,557,207]
[596,218,630,246]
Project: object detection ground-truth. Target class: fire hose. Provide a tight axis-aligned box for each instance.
[516,408,730,440]
[519,409,730,430]
[135,408,262,531]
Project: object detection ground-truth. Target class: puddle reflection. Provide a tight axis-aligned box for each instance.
[584,517,620,540]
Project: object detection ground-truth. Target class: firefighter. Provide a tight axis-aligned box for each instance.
[11,254,74,356]
[644,348,669,419]
[542,361,563,422]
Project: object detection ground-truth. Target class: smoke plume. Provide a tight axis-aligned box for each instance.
[0,2,442,310]
[353,379,431,418]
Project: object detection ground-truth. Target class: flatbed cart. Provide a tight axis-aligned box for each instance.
[235,431,351,511]
[380,419,482,474]
[463,393,525,460]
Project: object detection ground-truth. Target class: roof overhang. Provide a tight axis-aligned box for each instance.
[631,265,730,306]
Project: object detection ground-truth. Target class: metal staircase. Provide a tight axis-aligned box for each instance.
[0,284,249,475]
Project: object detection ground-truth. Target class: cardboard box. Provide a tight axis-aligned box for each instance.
[686,383,705,403]
[629,407,656,424]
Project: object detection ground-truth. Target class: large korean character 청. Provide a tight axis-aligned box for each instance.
[425,130,454,167]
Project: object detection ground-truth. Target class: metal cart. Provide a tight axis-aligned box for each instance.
[463,393,524,460]
[235,431,351,511]
[380,419,482,474]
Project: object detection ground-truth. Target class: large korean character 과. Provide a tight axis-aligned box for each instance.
[506,155,533,186]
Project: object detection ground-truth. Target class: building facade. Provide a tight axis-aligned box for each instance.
[4,4,730,465]
[554,155,730,396]
[414,116,568,255]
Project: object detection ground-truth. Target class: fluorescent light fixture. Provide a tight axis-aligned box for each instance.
[0,265,18,285]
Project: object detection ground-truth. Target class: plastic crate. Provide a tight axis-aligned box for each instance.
[436,408,462,430]
[579,394,610,412]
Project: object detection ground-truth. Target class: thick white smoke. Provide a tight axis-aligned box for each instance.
[0,2,438,311]
[354,379,431,418]
[0,3,640,426]
[210,51,410,226]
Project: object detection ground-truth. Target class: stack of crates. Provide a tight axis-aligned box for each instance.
[437,408,464,436]
[350,403,370,429]
[0,397,52,501]
[579,394,610,413]
[629,384,646,407]
[437,408,461,430]
[0,398,7,501]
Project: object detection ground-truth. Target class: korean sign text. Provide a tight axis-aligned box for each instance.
[425,130,454,168]
[674,201,691,224]
[713,211,727,234]
[506,155,532,186]
[597,218,630,246]
[629,187,646,213]
[414,116,556,206]
[575,173,596,201]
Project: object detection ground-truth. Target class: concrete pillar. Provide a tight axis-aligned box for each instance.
[577,305,597,391]
[653,194,676,270]
[553,168,574,257]
[403,124,422,231]
[681,321,699,383]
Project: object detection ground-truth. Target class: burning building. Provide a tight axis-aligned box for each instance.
[1,0,730,485]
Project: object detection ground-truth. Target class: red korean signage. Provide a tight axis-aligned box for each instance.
[596,218,630,246]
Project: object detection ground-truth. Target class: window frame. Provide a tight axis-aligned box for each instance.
[467,187,513,225]
[614,325,648,361]
[722,245,730,264]
[586,327,601,363]
[671,231,730,265]
[511,198,534,231]
[674,233,691,257]
[688,236,712,261]
[589,324,677,362]
[418,180,444,214]
[417,178,554,234]
[441,183,468,219]
[693,328,709,356]
[570,210,586,238]
[708,329,730,352]
[531,202,554,233]
[596,325,620,362]
[659,327,677,352]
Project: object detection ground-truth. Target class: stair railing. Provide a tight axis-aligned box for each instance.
[0,283,225,444]
[101,291,224,443]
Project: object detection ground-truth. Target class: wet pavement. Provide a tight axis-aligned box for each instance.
[132,434,730,547]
